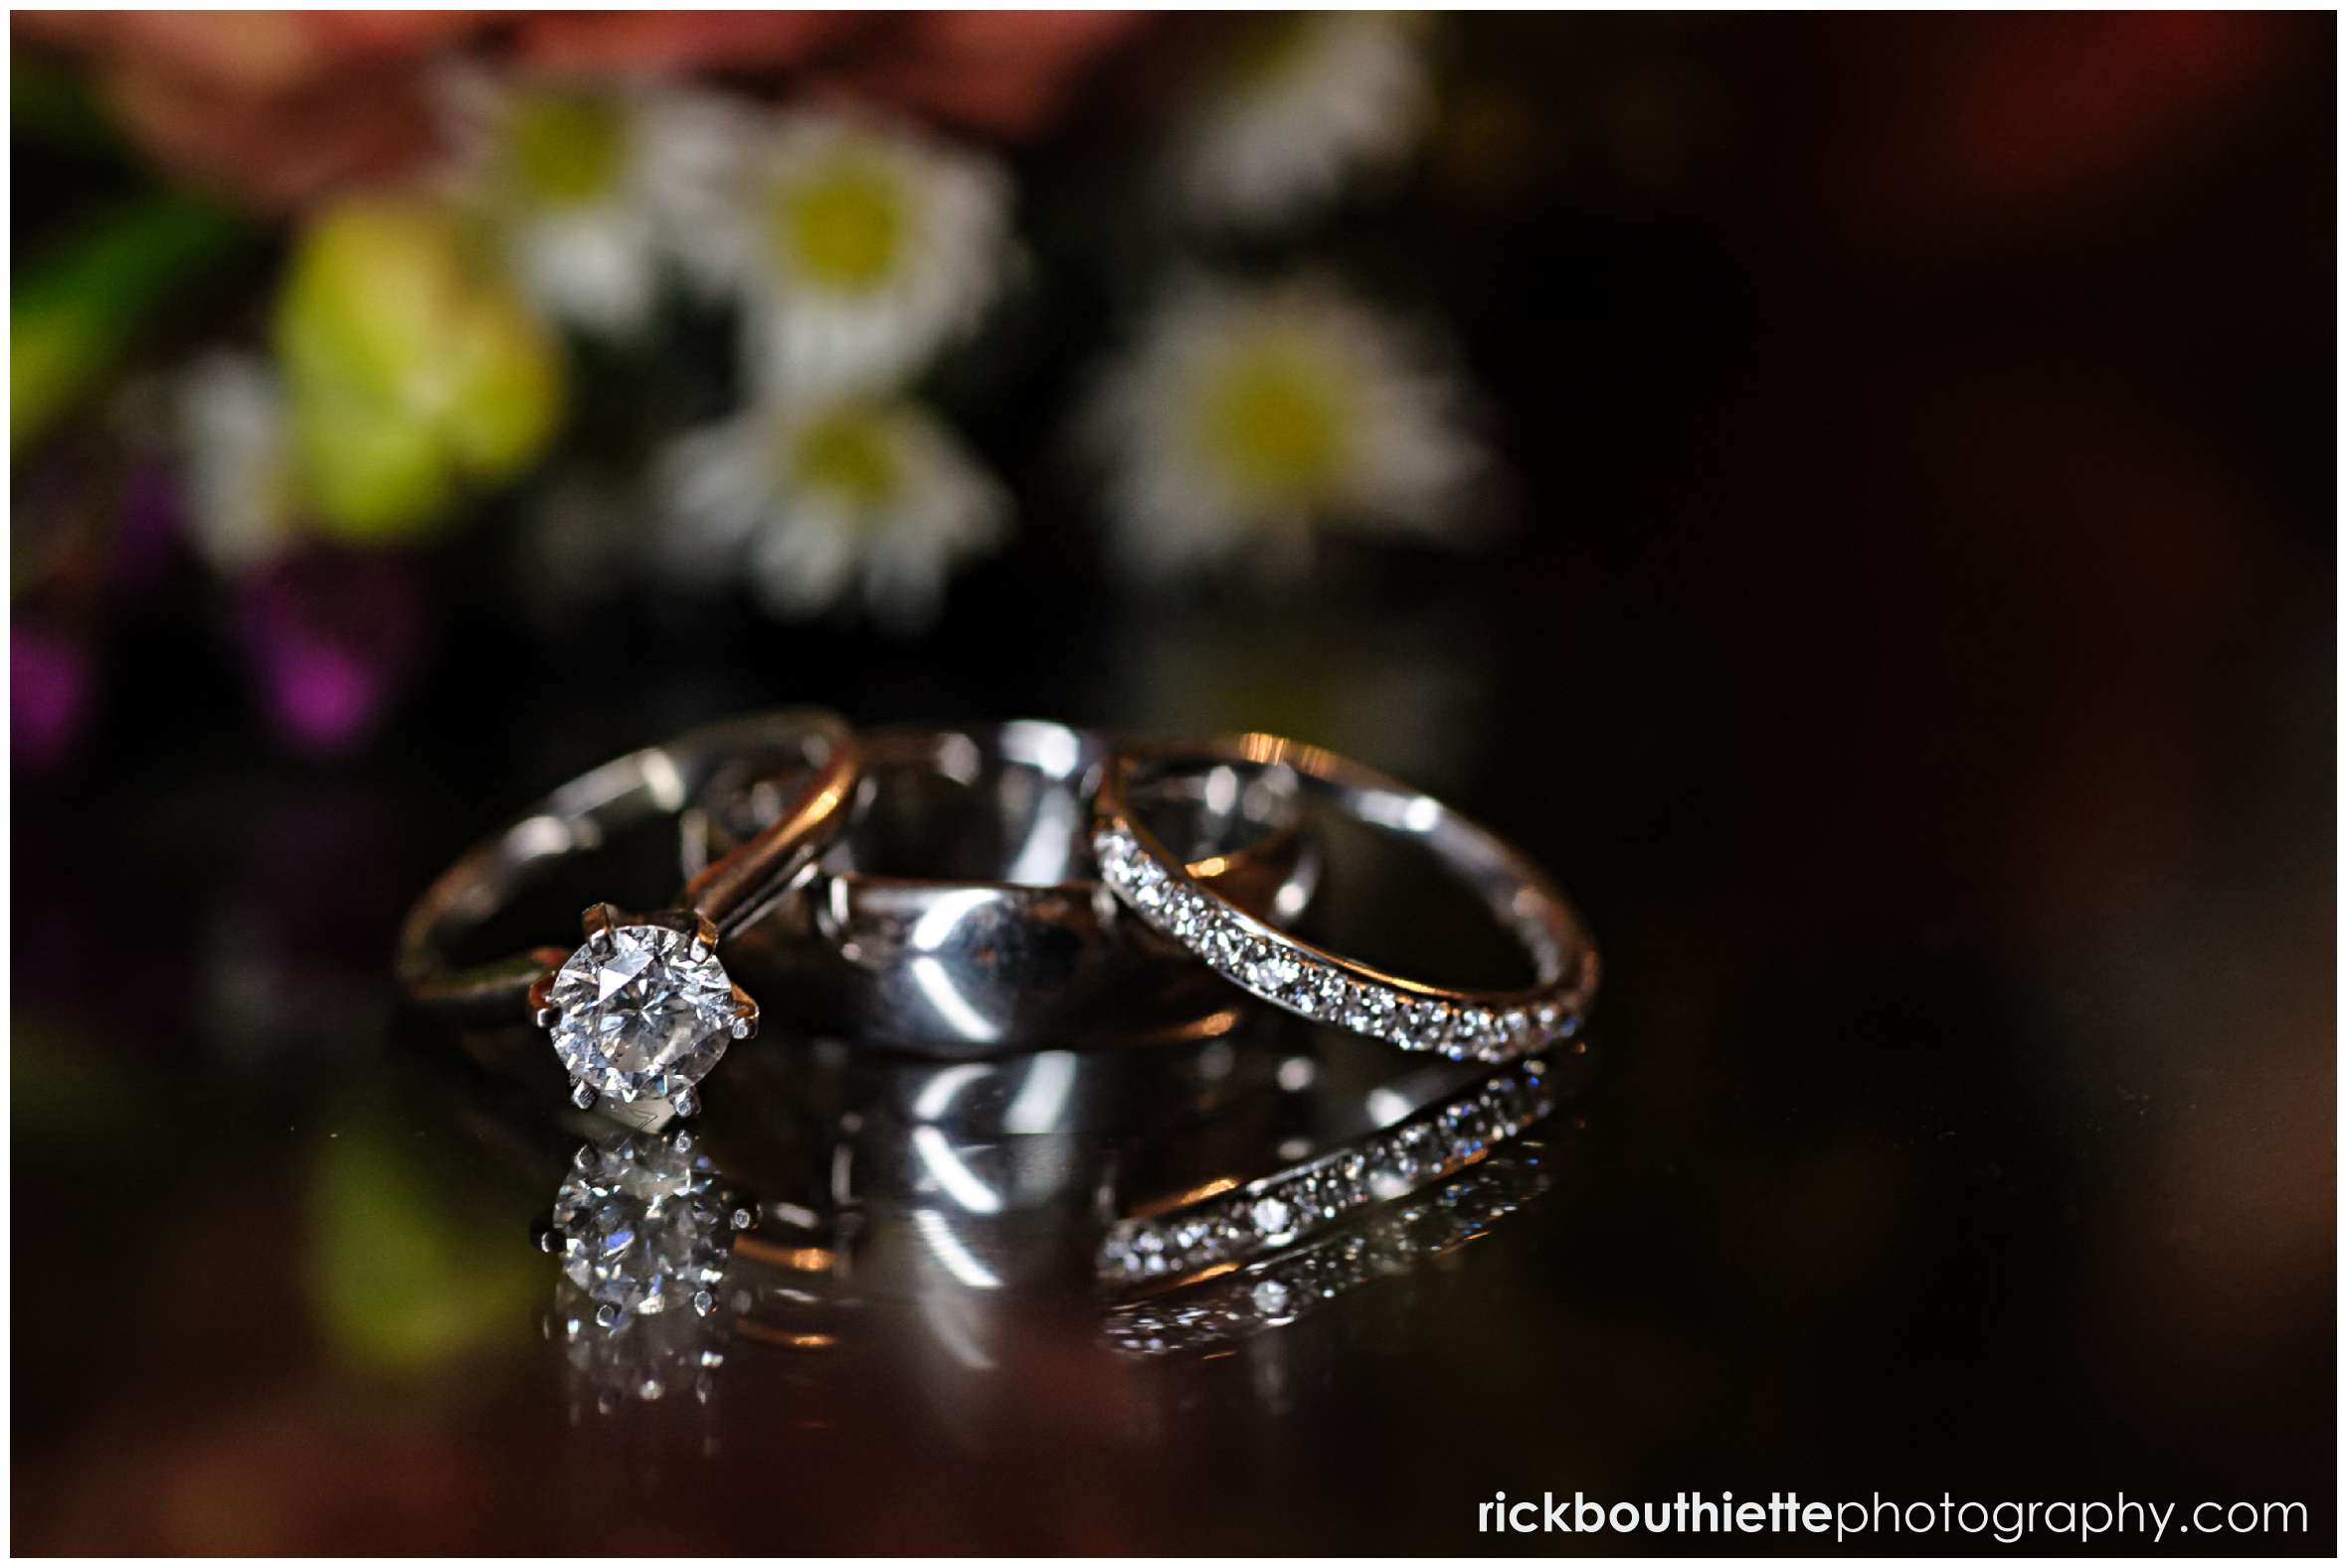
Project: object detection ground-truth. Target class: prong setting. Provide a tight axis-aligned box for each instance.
[529,970,560,1029]
[582,902,622,956]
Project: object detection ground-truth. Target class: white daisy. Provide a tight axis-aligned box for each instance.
[1171,13,1432,234]
[668,105,1016,396]
[435,68,742,340]
[1085,275,1487,578]
[177,351,304,574]
[655,395,1010,632]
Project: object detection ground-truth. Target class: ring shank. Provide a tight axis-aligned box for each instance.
[1244,744,1579,985]
[398,710,857,1024]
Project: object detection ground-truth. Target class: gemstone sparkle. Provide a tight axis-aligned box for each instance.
[547,923,740,1103]
[1090,817,1580,1060]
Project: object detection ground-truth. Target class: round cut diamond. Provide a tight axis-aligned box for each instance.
[1250,951,1303,995]
[548,923,739,1102]
[1250,1194,1297,1241]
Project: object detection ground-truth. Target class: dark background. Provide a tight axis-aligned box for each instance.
[11,12,2335,1554]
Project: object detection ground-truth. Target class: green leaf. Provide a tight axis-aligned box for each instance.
[11,191,243,454]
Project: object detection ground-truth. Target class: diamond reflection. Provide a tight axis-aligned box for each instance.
[538,1127,753,1413]
[514,1025,1585,1407]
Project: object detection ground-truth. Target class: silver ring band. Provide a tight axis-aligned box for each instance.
[703,720,1321,1056]
[1091,733,1599,1063]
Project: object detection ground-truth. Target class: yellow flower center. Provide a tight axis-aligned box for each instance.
[506,93,628,210]
[772,162,906,293]
[1196,344,1351,509]
[790,407,900,513]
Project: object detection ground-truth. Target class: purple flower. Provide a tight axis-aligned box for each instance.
[239,550,426,756]
[12,624,93,773]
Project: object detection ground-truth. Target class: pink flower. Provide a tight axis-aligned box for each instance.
[237,550,424,755]
[17,10,1147,212]
[12,624,94,773]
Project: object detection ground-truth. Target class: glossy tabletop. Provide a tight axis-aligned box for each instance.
[10,14,2332,1555]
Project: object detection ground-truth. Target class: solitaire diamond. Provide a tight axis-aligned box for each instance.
[548,924,741,1103]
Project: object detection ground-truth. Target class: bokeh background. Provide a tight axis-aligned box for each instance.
[10,10,2334,1554]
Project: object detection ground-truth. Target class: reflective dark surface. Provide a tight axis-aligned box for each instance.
[12,14,2333,1556]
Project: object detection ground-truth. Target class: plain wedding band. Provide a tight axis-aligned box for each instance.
[701,720,1321,1056]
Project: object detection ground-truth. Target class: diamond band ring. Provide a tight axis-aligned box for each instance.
[397,709,860,1114]
[700,720,1320,1055]
[1092,733,1600,1063]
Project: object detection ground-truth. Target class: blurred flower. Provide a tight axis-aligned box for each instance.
[671,106,1015,395]
[807,11,1149,141]
[238,549,423,755]
[1086,276,1487,577]
[434,69,739,340]
[509,11,1147,140]
[1171,13,1431,233]
[11,11,472,211]
[656,394,1009,631]
[12,624,93,772]
[177,352,303,574]
[18,12,1140,214]
[273,196,565,540]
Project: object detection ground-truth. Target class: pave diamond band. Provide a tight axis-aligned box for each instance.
[1092,734,1598,1063]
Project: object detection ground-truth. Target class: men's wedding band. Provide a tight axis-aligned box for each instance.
[701,720,1320,1056]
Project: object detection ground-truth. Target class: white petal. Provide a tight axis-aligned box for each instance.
[177,352,300,574]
